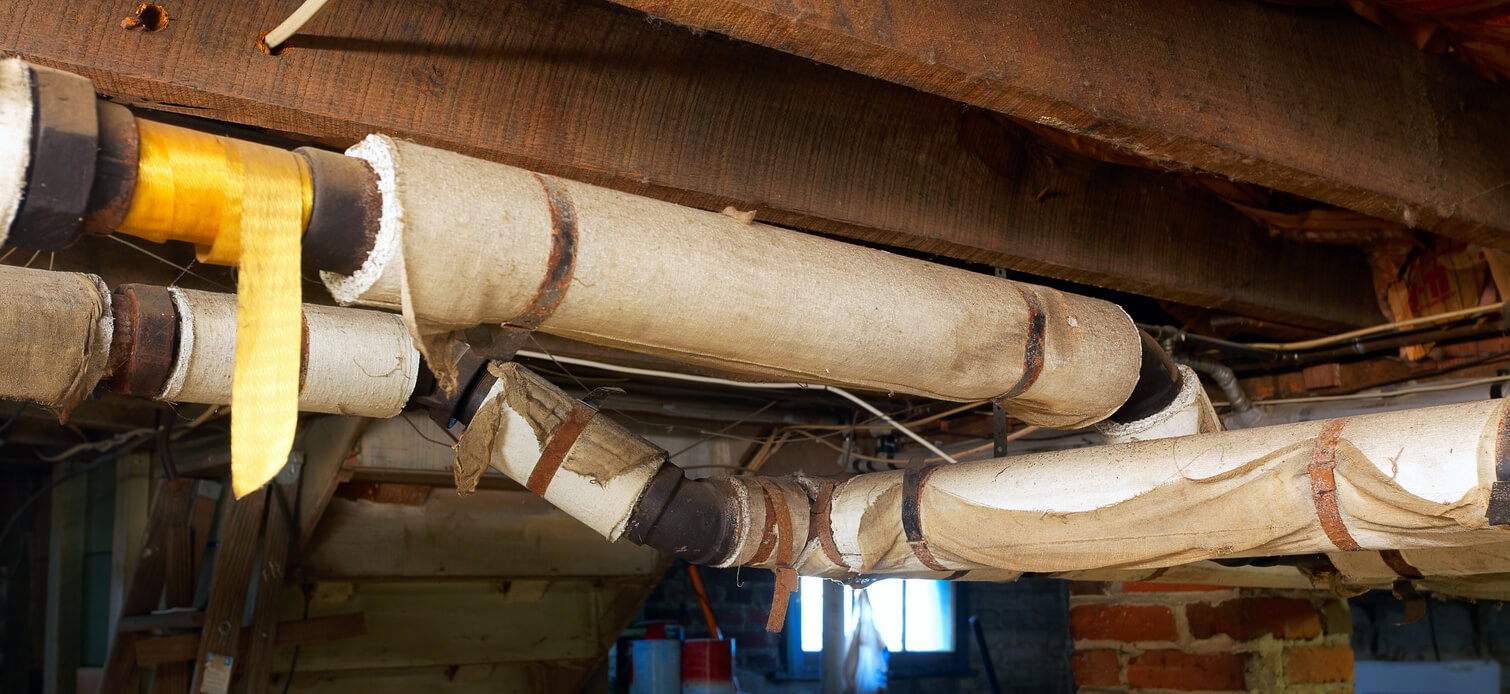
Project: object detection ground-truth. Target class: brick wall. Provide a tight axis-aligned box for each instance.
[1069,581,1354,693]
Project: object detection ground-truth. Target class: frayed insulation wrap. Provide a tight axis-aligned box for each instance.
[0,59,33,247]
[327,136,1141,428]
[455,362,663,541]
[1096,365,1221,443]
[819,399,1510,576]
[159,288,419,416]
[0,265,111,416]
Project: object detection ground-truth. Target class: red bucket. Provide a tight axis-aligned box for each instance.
[680,638,735,694]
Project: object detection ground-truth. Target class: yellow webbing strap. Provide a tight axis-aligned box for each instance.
[119,120,309,497]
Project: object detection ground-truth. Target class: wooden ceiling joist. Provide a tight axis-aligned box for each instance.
[2,0,1378,328]
[610,0,1510,249]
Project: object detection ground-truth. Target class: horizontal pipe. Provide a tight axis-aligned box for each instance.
[324,135,1145,428]
[459,362,1510,585]
[0,265,421,417]
[1,61,1170,430]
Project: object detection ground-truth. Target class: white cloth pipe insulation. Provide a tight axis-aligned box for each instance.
[322,135,1143,430]
[1095,365,1220,444]
[159,288,420,417]
[0,264,112,415]
[809,398,1510,579]
[457,359,1510,582]
[456,362,665,540]
[0,59,31,248]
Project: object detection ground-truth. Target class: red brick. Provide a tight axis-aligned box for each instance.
[1070,580,1110,595]
[1186,598,1321,641]
[1127,651,1246,691]
[1070,604,1178,642]
[1122,581,1228,593]
[1073,650,1121,687]
[1285,645,1353,684]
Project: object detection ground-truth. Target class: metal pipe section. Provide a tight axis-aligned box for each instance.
[0,60,1171,430]
[458,362,1510,584]
[0,265,420,416]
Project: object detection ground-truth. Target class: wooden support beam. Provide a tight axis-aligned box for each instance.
[191,488,267,693]
[100,477,196,694]
[609,0,1510,248]
[0,0,1380,329]
[134,614,367,668]
[240,483,295,694]
[302,493,663,579]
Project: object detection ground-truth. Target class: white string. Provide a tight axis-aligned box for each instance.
[513,350,959,464]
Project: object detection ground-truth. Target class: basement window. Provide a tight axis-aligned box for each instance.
[787,576,969,678]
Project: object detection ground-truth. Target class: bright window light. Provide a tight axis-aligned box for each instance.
[799,578,954,653]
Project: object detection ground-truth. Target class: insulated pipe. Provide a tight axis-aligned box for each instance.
[326,135,1145,429]
[0,264,112,416]
[0,61,1169,431]
[0,265,420,417]
[151,287,419,417]
[458,362,1510,582]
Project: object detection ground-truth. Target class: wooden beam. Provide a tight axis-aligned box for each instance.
[302,493,663,579]
[609,0,1510,248]
[99,477,196,694]
[269,581,639,672]
[191,488,268,693]
[0,0,1379,329]
[134,614,368,668]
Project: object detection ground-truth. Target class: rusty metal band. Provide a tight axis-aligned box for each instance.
[942,570,970,581]
[1378,550,1424,579]
[998,286,1047,401]
[84,101,140,235]
[525,401,598,496]
[754,477,800,632]
[107,284,179,396]
[1308,417,1362,551]
[1489,409,1510,525]
[505,174,579,333]
[807,482,848,569]
[298,310,310,393]
[901,464,950,572]
[750,490,779,565]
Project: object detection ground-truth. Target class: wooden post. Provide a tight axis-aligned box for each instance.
[237,463,300,694]
[99,477,196,694]
[190,488,267,694]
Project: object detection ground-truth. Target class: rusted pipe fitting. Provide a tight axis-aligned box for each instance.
[82,101,140,235]
[107,283,179,397]
[295,146,382,275]
[622,466,743,565]
[7,64,100,250]
[1106,330,1183,424]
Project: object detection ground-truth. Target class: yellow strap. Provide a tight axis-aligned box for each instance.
[118,120,308,497]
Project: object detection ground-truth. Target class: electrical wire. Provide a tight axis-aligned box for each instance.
[0,441,150,554]
[262,0,332,52]
[1248,302,1506,351]
[514,350,960,464]
[1229,374,1510,407]
[0,403,26,439]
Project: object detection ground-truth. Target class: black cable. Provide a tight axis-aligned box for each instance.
[0,403,27,439]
